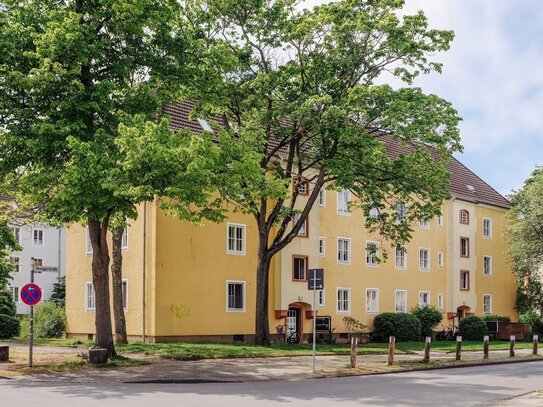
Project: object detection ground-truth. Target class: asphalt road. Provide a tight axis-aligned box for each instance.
[2,361,543,406]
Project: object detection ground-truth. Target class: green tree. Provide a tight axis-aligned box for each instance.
[50,276,66,306]
[198,0,461,345]
[0,217,22,290]
[0,0,224,355]
[505,167,543,313]
[411,305,443,339]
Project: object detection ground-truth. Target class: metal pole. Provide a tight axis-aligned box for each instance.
[29,258,35,368]
[142,201,147,343]
[312,280,317,374]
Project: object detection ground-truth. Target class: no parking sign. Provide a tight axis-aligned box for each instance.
[20,283,42,306]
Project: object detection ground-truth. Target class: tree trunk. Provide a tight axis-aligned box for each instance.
[111,226,128,345]
[255,233,272,346]
[88,217,115,357]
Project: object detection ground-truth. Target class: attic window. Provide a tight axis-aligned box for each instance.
[197,118,213,132]
[466,184,475,193]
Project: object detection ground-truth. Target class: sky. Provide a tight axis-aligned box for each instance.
[304,0,543,197]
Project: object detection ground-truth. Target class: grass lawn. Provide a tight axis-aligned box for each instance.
[4,338,537,361]
[116,339,536,360]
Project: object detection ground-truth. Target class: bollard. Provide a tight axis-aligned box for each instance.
[350,337,358,368]
[483,335,489,360]
[533,335,539,356]
[455,336,462,361]
[0,346,9,362]
[509,335,515,357]
[388,336,395,366]
[423,336,431,362]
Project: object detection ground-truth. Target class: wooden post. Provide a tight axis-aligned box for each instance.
[350,337,358,368]
[509,335,515,357]
[455,336,462,361]
[388,336,395,366]
[533,334,538,356]
[423,336,431,362]
[483,335,489,360]
[0,346,9,362]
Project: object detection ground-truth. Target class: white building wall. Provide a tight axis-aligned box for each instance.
[8,222,66,315]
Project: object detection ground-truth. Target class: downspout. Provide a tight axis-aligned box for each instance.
[142,201,147,343]
[58,229,61,282]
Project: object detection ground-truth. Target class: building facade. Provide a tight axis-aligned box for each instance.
[64,106,517,343]
[8,222,66,315]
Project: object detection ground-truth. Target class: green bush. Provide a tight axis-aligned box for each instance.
[0,290,16,317]
[372,312,422,342]
[34,302,66,338]
[482,315,511,323]
[459,316,488,340]
[18,316,29,339]
[411,305,443,338]
[520,312,543,335]
[0,314,20,339]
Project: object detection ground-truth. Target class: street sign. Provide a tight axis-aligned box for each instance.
[20,283,42,306]
[308,268,324,290]
[35,266,59,273]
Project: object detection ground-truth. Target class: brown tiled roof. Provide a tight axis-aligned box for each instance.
[163,101,511,210]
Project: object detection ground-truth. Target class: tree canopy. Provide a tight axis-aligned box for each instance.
[505,167,543,313]
[182,0,462,345]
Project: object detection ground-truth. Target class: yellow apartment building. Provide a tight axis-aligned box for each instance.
[65,104,517,343]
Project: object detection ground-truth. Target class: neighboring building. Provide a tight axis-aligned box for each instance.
[8,222,66,315]
[64,103,517,342]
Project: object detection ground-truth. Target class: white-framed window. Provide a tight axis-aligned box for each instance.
[33,228,44,246]
[419,248,430,271]
[366,288,379,314]
[293,213,308,237]
[337,237,351,264]
[226,280,245,312]
[396,202,407,222]
[227,223,246,255]
[365,241,379,266]
[483,294,492,314]
[437,215,443,227]
[11,286,19,303]
[483,218,492,238]
[318,236,325,257]
[419,291,430,307]
[293,177,309,195]
[122,280,128,310]
[395,290,407,313]
[121,227,128,250]
[85,282,95,311]
[318,290,325,307]
[337,190,351,215]
[86,227,93,255]
[318,188,326,207]
[437,293,444,309]
[395,246,407,269]
[438,251,444,269]
[336,288,351,313]
[10,256,19,273]
[419,219,430,229]
[483,256,492,276]
[10,226,20,244]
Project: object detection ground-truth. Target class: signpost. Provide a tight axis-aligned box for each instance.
[308,268,324,374]
[21,258,43,368]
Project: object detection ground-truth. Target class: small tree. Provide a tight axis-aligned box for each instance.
[34,302,66,338]
[343,316,369,342]
[411,305,443,339]
[50,277,66,306]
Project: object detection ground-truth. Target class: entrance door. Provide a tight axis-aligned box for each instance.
[287,308,300,342]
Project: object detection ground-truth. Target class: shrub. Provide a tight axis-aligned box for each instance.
[0,290,16,317]
[411,305,443,338]
[520,312,543,335]
[0,314,20,339]
[459,316,488,340]
[34,302,66,338]
[18,316,29,339]
[482,315,511,323]
[373,312,421,342]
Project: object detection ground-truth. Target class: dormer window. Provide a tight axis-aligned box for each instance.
[459,209,469,225]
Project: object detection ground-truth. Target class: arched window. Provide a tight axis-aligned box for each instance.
[459,209,469,224]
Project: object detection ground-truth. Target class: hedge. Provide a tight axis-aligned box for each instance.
[372,312,421,342]
[0,314,20,339]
